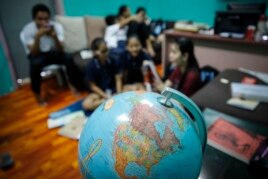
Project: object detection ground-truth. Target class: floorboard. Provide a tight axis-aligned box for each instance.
[0,78,87,178]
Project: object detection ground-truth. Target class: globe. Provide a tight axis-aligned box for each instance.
[78,88,207,179]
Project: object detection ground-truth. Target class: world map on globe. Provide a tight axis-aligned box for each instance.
[79,91,203,179]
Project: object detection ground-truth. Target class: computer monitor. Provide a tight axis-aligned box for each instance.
[227,2,266,14]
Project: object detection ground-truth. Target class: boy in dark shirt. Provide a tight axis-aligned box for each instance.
[127,7,155,57]
[82,38,122,110]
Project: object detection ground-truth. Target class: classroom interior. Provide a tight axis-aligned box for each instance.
[0,0,268,178]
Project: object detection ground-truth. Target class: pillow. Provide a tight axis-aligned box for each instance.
[55,15,88,53]
[84,16,106,48]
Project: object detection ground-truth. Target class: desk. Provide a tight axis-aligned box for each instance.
[192,69,268,179]
[162,30,268,74]
[191,69,268,128]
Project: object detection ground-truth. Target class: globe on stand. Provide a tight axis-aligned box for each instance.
[79,87,207,179]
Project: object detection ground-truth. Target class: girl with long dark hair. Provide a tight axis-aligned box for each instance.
[155,37,201,96]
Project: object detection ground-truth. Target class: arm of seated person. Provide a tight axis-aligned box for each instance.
[49,27,64,52]
[28,27,49,56]
[89,82,108,99]
[119,14,143,28]
[146,38,156,57]
[154,79,172,92]
[115,73,123,93]
[28,26,64,56]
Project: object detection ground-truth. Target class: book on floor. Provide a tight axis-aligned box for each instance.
[207,118,266,164]
[47,110,86,129]
[58,115,86,140]
[47,99,92,129]
[49,99,84,119]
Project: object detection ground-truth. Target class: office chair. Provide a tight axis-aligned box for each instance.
[200,65,219,88]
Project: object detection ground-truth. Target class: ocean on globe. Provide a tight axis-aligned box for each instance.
[79,89,206,179]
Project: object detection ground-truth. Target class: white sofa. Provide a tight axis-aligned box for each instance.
[55,15,106,53]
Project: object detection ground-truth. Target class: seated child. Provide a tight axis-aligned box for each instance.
[118,35,154,91]
[155,37,201,96]
[82,38,122,110]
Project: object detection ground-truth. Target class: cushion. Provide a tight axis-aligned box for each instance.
[84,16,106,48]
[55,15,88,53]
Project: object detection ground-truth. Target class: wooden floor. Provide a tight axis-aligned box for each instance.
[0,78,87,178]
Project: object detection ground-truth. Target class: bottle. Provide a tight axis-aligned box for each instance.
[246,25,256,41]
[255,15,267,42]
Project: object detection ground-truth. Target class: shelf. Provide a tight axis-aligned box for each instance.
[164,30,268,47]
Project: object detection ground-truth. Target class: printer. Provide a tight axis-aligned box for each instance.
[214,3,266,39]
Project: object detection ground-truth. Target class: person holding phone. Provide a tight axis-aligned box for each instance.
[20,3,79,105]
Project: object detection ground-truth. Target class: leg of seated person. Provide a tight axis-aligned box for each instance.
[50,52,83,94]
[82,93,104,111]
[28,54,47,105]
[123,83,145,92]
[134,83,146,91]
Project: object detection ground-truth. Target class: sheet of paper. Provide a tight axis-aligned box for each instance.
[142,60,162,82]
[227,97,259,111]
[58,116,86,140]
[231,82,268,103]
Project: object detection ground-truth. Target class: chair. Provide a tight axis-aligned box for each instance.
[200,65,219,88]
[19,31,66,87]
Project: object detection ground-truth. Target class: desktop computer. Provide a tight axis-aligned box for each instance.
[214,2,266,38]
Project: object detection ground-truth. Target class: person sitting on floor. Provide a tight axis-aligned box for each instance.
[154,37,201,96]
[20,3,79,105]
[82,38,122,111]
[118,35,154,91]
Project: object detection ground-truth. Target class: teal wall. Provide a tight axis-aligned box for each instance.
[0,44,14,95]
[63,0,268,26]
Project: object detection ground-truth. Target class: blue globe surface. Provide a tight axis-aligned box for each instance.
[79,91,204,179]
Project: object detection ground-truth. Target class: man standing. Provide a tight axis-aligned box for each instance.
[20,4,78,105]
